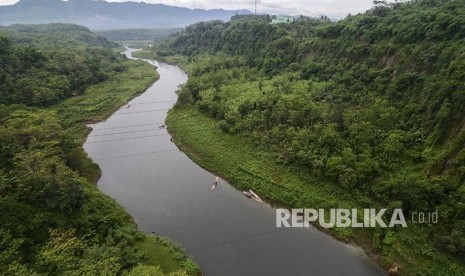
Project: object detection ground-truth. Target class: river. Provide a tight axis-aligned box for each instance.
[83,48,386,276]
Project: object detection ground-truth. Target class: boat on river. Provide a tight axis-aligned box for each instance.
[243,189,263,204]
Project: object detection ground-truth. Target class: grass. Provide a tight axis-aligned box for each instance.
[136,235,199,275]
[167,105,465,276]
[132,49,156,60]
[48,58,199,275]
[111,45,127,52]
[155,54,193,74]
[135,236,182,272]
[167,106,366,246]
[52,59,158,142]
[167,106,361,221]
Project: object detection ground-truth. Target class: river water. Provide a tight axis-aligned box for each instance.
[84,48,386,276]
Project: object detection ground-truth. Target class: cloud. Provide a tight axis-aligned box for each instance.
[108,0,377,18]
[0,0,377,18]
[0,0,18,5]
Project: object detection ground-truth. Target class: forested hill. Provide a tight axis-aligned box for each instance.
[0,0,250,29]
[2,23,118,48]
[0,24,197,275]
[163,0,465,273]
[0,24,121,107]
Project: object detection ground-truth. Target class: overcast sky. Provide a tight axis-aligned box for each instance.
[0,0,378,18]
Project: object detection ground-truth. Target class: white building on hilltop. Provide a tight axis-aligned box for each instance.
[271,16,295,24]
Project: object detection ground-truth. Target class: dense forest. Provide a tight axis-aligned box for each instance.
[162,0,465,274]
[0,24,197,275]
[0,24,122,106]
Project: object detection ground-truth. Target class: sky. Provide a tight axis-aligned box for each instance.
[0,0,378,18]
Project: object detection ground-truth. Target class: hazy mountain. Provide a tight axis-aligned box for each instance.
[0,0,251,30]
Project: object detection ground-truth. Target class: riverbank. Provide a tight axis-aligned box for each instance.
[51,57,199,275]
[52,58,160,182]
[131,49,155,59]
[132,49,193,74]
[166,105,464,275]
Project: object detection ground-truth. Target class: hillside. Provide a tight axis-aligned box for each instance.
[0,0,250,30]
[0,24,198,275]
[161,0,465,274]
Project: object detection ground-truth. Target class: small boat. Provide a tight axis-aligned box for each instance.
[242,191,252,198]
[243,189,263,204]
[249,189,263,204]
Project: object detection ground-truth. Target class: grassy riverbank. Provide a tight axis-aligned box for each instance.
[53,58,158,133]
[132,49,193,74]
[167,105,464,275]
[50,59,159,183]
[132,49,156,60]
[53,58,199,275]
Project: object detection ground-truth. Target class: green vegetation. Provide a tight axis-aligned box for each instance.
[132,49,156,60]
[99,28,182,60]
[0,24,198,275]
[53,59,158,183]
[121,41,151,49]
[135,236,199,276]
[0,23,121,107]
[53,59,158,127]
[164,0,465,274]
[98,28,181,43]
[167,106,360,222]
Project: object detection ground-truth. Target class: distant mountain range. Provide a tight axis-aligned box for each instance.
[0,0,251,30]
